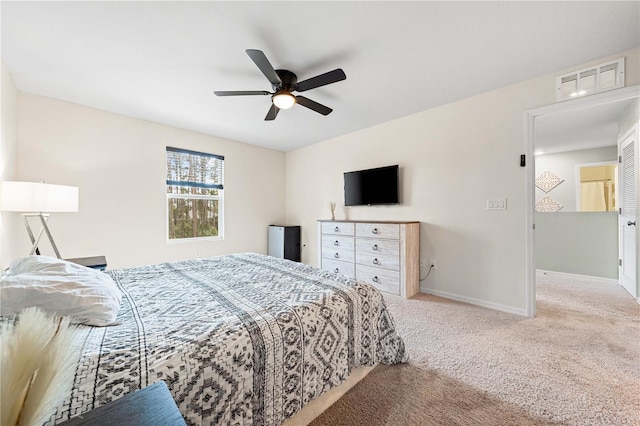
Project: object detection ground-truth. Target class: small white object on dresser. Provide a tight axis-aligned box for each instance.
[318,220,420,298]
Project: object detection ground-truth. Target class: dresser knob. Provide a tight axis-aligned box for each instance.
[334,253,339,259]
[334,268,339,273]
[372,228,378,234]
[334,240,339,246]
[334,226,339,232]
[373,258,379,265]
[372,244,378,251]
[372,276,379,283]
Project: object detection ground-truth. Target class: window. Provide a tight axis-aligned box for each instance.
[166,146,224,241]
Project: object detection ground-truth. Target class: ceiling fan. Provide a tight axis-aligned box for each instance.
[214,49,346,121]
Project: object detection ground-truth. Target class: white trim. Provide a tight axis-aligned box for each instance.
[419,286,528,317]
[536,269,618,285]
[524,84,640,318]
[528,84,640,118]
[166,235,223,245]
[524,105,537,318]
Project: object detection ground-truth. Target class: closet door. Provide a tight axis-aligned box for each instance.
[619,126,638,298]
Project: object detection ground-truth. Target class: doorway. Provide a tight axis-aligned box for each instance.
[524,85,640,317]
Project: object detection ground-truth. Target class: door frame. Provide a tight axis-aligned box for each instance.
[524,84,640,317]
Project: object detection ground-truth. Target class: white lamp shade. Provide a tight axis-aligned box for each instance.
[0,181,79,213]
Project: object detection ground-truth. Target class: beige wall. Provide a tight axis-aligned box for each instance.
[17,94,286,268]
[285,48,640,315]
[580,165,616,182]
[0,62,19,268]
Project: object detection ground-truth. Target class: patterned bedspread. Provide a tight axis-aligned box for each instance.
[51,253,407,425]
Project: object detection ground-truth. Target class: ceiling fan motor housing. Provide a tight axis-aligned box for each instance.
[274,69,297,92]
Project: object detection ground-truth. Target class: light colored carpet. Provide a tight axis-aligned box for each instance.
[310,272,640,425]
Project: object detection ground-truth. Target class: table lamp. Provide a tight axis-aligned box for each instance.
[0,181,79,258]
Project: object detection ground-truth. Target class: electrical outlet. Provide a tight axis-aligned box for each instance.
[420,259,426,267]
[430,259,437,269]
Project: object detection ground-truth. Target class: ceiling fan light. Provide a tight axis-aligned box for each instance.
[273,92,296,109]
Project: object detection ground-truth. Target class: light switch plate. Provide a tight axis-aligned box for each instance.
[487,198,507,210]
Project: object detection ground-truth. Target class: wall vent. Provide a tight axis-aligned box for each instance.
[556,58,624,102]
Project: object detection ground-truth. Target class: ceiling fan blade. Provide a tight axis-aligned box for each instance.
[246,49,282,87]
[265,104,280,121]
[295,96,333,115]
[214,90,271,96]
[294,69,346,92]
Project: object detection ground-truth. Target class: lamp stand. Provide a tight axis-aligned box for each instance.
[22,213,62,259]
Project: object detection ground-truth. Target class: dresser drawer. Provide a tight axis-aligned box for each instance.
[356,252,400,272]
[322,235,355,251]
[322,222,355,236]
[321,247,355,263]
[356,265,400,295]
[321,258,355,278]
[356,223,400,239]
[355,238,399,257]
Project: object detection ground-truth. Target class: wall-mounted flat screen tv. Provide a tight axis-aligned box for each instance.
[344,165,399,206]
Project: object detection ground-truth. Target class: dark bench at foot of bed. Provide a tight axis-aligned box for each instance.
[58,381,185,426]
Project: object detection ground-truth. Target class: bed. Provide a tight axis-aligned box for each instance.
[3,253,408,425]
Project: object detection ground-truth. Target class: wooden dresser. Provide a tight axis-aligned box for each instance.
[318,220,420,298]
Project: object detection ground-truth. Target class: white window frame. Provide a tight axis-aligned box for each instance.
[166,147,224,243]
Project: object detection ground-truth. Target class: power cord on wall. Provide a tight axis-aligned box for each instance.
[420,264,434,281]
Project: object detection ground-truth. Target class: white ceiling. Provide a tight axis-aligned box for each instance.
[2,1,639,152]
[535,99,635,155]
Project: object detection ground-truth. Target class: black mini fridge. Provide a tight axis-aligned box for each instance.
[268,225,301,262]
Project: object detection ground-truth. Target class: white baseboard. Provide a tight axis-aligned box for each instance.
[419,286,528,317]
[536,269,618,285]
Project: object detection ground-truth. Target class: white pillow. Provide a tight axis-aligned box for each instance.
[1,256,122,326]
